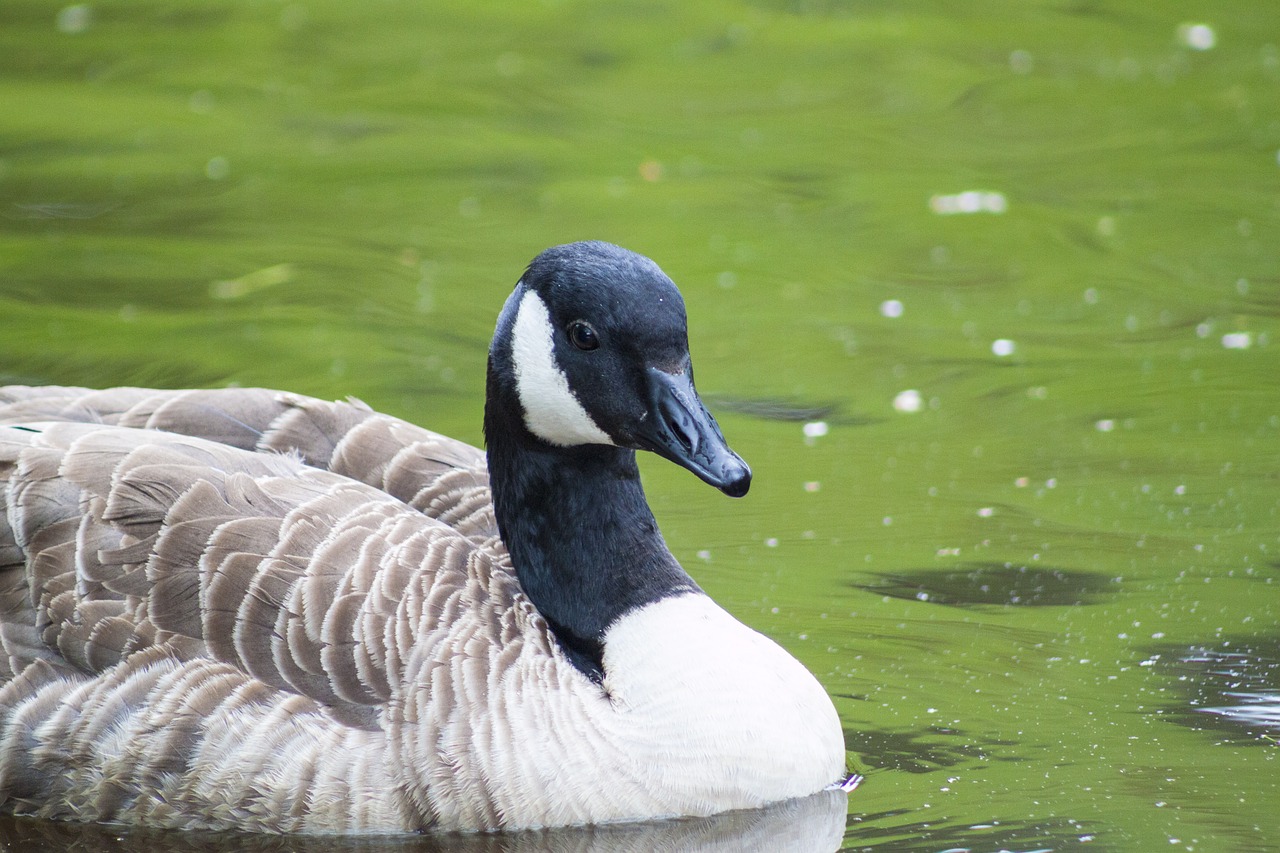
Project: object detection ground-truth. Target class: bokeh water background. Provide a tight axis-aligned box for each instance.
[2,1,1278,850]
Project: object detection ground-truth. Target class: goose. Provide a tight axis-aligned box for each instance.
[0,241,848,834]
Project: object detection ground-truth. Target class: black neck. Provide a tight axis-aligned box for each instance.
[483,362,700,681]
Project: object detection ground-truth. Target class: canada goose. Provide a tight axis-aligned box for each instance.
[0,241,848,834]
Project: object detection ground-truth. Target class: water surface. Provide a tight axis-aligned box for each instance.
[1,1,1277,850]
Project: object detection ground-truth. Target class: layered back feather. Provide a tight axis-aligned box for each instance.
[0,386,583,832]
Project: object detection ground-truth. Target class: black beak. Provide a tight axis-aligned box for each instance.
[633,368,751,497]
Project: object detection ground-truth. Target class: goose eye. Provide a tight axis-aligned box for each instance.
[567,321,599,351]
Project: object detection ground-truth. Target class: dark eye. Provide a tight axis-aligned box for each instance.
[567,321,599,351]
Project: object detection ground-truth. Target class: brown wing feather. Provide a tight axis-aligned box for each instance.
[0,420,496,720]
[0,389,612,833]
[0,385,496,540]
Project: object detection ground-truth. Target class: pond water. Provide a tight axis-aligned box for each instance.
[2,1,1278,850]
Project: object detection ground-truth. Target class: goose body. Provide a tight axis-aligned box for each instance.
[0,242,846,833]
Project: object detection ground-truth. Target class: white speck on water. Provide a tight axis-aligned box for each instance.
[696,550,711,561]
[764,537,779,548]
[1221,331,1251,349]
[1046,478,1057,488]
[930,190,1007,215]
[880,299,904,318]
[1084,287,1100,304]
[1096,419,1116,432]
[205,156,230,180]
[803,481,821,492]
[894,389,923,412]
[802,421,828,445]
[1175,484,1186,496]
[1178,22,1216,51]
[1015,477,1029,487]
[56,4,91,33]
[977,507,994,518]
[992,338,1016,357]
[1196,322,1212,338]
[882,516,893,526]
[917,592,929,601]
[1096,216,1116,237]
[1009,49,1034,74]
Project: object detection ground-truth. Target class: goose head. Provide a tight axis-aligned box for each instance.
[486,240,751,497]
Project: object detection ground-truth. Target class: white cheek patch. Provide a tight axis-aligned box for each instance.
[511,290,614,447]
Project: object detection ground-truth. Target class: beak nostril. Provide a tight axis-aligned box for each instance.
[668,416,695,454]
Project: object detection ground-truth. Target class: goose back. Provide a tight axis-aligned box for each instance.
[0,386,496,541]
[0,412,569,831]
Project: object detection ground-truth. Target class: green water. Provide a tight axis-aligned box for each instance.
[2,0,1278,850]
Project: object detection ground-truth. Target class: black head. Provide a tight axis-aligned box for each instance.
[488,241,750,497]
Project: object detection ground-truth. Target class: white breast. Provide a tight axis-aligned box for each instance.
[599,593,846,811]
[442,592,845,831]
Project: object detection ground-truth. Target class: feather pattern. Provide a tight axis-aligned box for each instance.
[0,409,579,831]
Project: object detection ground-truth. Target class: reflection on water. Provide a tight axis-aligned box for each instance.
[845,813,1097,853]
[704,395,845,423]
[852,562,1115,608]
[844,726,1021,775]
[0,790,847,853]
[1154,636,1280,744]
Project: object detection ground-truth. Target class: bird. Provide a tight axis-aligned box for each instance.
[0,241,847,834]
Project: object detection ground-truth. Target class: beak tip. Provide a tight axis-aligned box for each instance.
[717,463,752,498]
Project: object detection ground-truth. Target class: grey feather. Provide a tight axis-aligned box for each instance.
[0,391,536,832]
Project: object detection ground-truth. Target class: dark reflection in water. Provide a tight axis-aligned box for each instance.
[844,726,1021,775]
[844,813,1102,852]
[703,396,881,426]
[853,563,1115,608]
[0,789,846,853]
[1150,635,1280,745]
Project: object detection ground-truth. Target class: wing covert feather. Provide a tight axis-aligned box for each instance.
[0,386,496,540]
[0,420,500,718]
